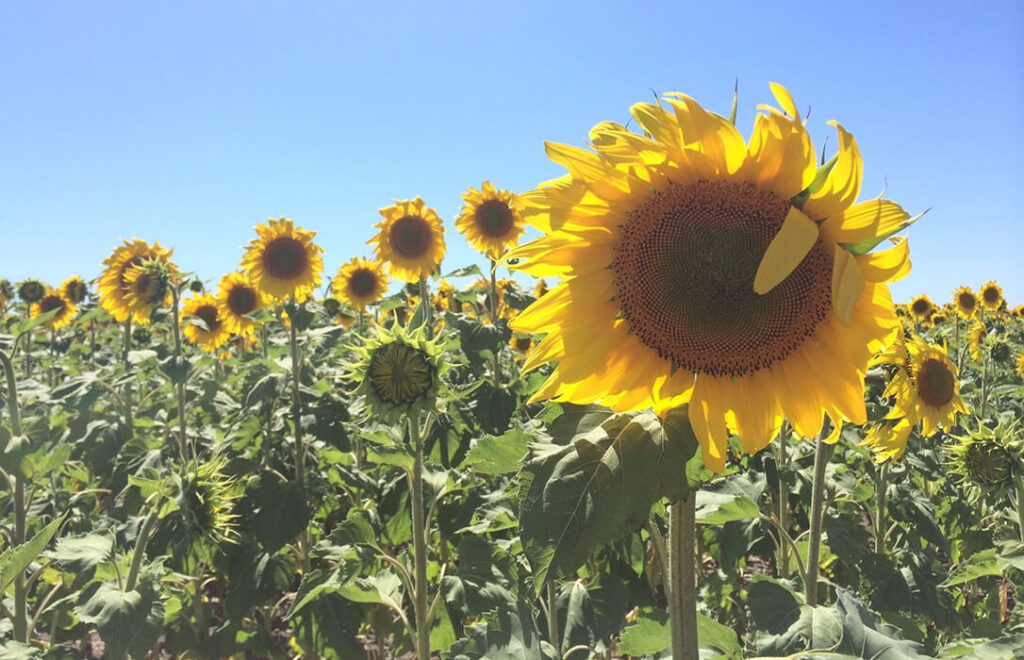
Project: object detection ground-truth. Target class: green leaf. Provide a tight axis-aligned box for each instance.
[238,471,311,553]
[517,409,697,592]
[941,548,1002,587]
[698,612,743,660]
[74,579,164,660]
[444,264,483,278]
[52,533,114,573]
[466,430,530,475]
[0,515,65,592]
[995,539,1024,571]
[450,599,556,660]
[694,491,760,525]
[823,514,869,564]
[617,610,670,656]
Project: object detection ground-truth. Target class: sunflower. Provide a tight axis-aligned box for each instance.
[952,286,978,319]
[532,279,549,299]
[1016,353,1024,379]
[455,182,525,258]
[504,83,916,472]
[334,257,388,311]
[182,293,231,352]
[509,333,533,355]
[241,218,324,302]
[948,420,1022,502]
[969,321,987,362]
[908,294,934,322]
[216,272,266,337]
[979,280,1003,312]
[370,198,446,283]
[121,260,172,322]
[864,334,967,461]
[1012,304,1024,318]
[59,275,88,304]
[98,239,176,324]
[18,280,46,304]
[31,289,77,330]
[433,279,456,312]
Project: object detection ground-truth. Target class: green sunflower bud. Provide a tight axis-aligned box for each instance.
[18,279,46,304]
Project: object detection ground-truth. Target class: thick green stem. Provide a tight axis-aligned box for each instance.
[546,580,560,652]
[777,425,790,579]
[1016,476,1024,543]
[122,318,132,369]
[125,509,158,592]
[669,494,698,660]
[488,261,501,387]
[169,287,188,462]
[980,356,990,419]
[408,417,431,658]
[805,436,834,606]
[1,350,28,642]
[875,462,889,554]
[287,306,311,575]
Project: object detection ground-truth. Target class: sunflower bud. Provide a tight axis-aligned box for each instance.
[949,420,1022,500]
[132,326,152,345]
[18,279,46,304]
[189,279,205,293]
[991,340,1011,363]
[0,279,15,300]
[323,297,342,316]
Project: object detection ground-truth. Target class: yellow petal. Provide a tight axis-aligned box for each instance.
[856,237,910,283]
[802,121,862,221]
[831,246,864,326]
[823,417,843,445]
[819,198,911,246]
[664,94,748,177]
[728,371,780,454]
[747,112,816,199]
[769,82,800,120]
[688,377,728,473]
[753,206,819,295]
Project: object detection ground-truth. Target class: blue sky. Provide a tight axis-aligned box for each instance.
[1,1,1021,304]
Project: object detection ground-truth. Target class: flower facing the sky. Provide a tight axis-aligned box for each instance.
[370,198,446,283]
[242,218,324,302]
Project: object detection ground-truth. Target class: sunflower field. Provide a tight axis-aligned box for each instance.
[2,85,1024,660]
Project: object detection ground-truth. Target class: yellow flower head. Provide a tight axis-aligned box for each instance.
[31,289,77,331]
[334,257,388,311]
[216,272,266,337]
[121,260,174,323]
[504,83,917,472]
[241,218,324,302]
[969,321,987,362]
[953,286,978,319]
[98,238,177,325]
[370,198,446,283]
[509,333,533,356]
[182,293,231,352]
[979,280,1003,312]
[908,294,934,321]
[1016,353,1024,380]
[455,182,526,259]
[60,275,88,304]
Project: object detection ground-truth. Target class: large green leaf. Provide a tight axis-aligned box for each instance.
[941,548,1002,587]
[0,515,65,592]
[74,579,164,660]
[517,408,697,591]
[466,429,530,475]
[238,470,310,553]
[52,533,114,573]
[449,599,557,660]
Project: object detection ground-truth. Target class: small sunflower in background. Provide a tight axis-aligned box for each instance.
[334,257,388,311]
[0,279,14,311]
[216,272,265,338]
[1012,304,1024,318]
[953,286,978,319]
[433,279,456,313]
[455,181,525,259]
[504,83,917,471]
[370,198,446,283]
[31,289,77,330]
[59,275,88,304]
[1015,353,1024,379]
[509,333,533,356]
[532,279,549,299]
[18,279,47,305]
[979,280,1003,312]
[98,239,176,324]
[928,311,946,326]
[908,294,934,322]
[864,334,967,461]
[969,321,988,361]
[182,293,231,352]
[241,218,324,302]
[121,259,174,322]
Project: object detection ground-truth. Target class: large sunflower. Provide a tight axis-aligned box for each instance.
[98,239,176,324]
[953,286,978,319]
[908,294,934,322]
[334,257,389,311]
[370,198,446,283]
[505,84,916,471]
[241,218,324,302]
[31,289,77,331]
[979,280,1003,312]
[864,334,967,461]
[216,272,266,337]
[182,293,231,352]
[455,182,526,259]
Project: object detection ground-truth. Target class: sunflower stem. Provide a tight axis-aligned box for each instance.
[875,462,889,554]
[287,302,311,575]
[122,318,132,369]
[805,434,834,606]
[418,279,433,338]
[125,508,158,592]
[0,349,28,642]
[777,423,791,579]
[408,415,431,659]
[488,260,501,387]
[169,286,189,463]
[1016,475,1024,543]
[669,493,698,660]
[980,355,990,419]
[546,579,560,652]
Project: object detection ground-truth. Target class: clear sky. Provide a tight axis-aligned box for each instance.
[2,1,1022,304]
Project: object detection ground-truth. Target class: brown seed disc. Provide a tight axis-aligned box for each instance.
[195,305,222,333]
[348,269,378,297]
[227,286,258,315]
[958,292,976,310]
[982,286,1000,304]
[475,200,515,238]
[911,298,931,316]
[612,181,833,377]
[262,237,308,279]
[38,294,66,315]
[916,358,954,407]
[389,216,431,258]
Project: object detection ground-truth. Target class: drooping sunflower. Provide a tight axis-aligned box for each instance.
[455,182,526,259]
[370,198,446,283]
[864,334,967,461]
[0,279,13,311]
[969,321,987,361]
[241,218,324,302]
[59,275,88,304]
[334,257,388,311]
[948,420,1022,502]
[182,293,231,352]
[908,294,934,322]
[216,272,266,337]
[121,260,173,322]
[18,280,46,304]
[979,280,1003,312]
[953,286,978,319]
[505,83,917,471]
[98,239,176,324]
[31,289,77,330]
